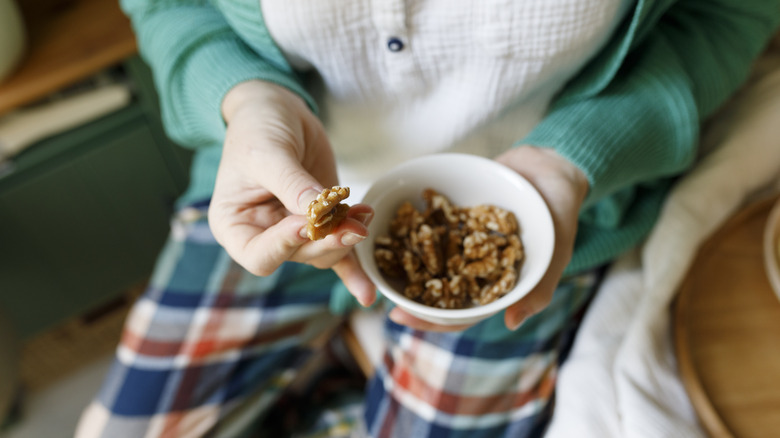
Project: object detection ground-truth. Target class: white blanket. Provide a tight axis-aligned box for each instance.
[545,45,780,437]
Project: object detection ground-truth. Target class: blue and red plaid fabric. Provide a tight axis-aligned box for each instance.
[76,203,599,438]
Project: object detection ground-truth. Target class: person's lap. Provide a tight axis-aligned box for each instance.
[367,271,597,438]
[76,204,341,437]
[76,203,599,438]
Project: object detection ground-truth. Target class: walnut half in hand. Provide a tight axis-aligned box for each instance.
[306,186,350,240]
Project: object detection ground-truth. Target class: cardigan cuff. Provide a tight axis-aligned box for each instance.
[160,32,315,149]
[521,36,697,208]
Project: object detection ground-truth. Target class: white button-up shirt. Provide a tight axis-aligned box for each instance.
[262,0,631,198]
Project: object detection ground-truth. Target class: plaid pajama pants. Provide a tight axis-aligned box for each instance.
[76,202,599,438]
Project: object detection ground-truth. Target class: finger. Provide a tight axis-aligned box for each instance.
[504,273,557,330]
[254,148,326,215]
[388,308,474,332]
[221,214,309,276]
[347,204,374,227]
[332,252,376,307]
[292,219,368,260]
[290,205,374,262]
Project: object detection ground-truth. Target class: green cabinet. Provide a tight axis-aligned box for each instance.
[0,57,191,338]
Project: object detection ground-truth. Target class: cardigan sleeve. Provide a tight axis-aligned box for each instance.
[120,0,315,149]
[522,0,780,208]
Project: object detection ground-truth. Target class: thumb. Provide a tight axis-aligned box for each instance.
[258,149,324,215]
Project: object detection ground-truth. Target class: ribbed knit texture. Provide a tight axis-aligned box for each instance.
[120,0,779,280]
[120,0,317,207]
[521,0,779,273]
[120,0,316,151]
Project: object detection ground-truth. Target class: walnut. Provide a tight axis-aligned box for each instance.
[466,205,519,235]
[306,186,350,241]
[374,189,526,309]
[449,275,480,307]
[423,188,461,226]
[462,231,502,278]
[478,268,518,305]
[463,250,500,279]
[404,282,425,300]
[411,224,444,276]
[500,234,525,269]
[401,250,430,284]
[389,201,422,238]
[375,248,400,277]
[463,231,496,260]
[420,278,468,309]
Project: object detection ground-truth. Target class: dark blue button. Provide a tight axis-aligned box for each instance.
[387,37,404,52]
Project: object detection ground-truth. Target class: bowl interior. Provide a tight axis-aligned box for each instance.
[355,153,554,321]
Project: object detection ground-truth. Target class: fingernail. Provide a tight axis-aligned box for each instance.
[299,226,310,239]
[508,313,528,331]
[357,293,374,307]
[341,232,366,246]
[354,211,374,226]
[388,309,403,325]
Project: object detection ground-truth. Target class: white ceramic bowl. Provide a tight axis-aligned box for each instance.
[763,197,780,302]
[355,153,555,326]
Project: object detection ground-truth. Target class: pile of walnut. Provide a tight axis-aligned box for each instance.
[374,188,524,309]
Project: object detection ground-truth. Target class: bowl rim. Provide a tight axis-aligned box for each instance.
[356,152,555,319]
[763,196,780,301]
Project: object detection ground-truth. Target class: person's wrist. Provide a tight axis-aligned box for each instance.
[221,80,305,123]
[534,147,589,204]
[502,145,589,205]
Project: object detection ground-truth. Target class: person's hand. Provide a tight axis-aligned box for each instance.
[389,145,589,332]
[208,80,376,306]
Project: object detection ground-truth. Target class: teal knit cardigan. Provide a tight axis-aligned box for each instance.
[121,0,779,277]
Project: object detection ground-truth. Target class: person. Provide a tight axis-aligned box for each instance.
[76,0,779,437]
